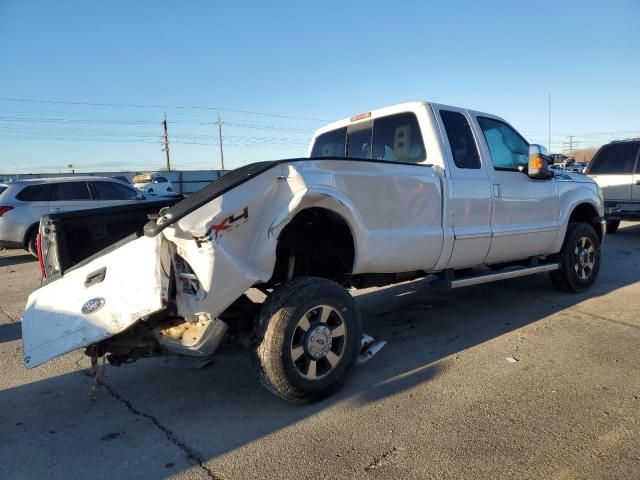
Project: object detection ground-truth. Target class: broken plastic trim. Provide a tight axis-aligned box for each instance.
[357,333,386,365]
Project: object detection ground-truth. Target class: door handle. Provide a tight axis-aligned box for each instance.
[492,183,501,198]
[50,207,63,213]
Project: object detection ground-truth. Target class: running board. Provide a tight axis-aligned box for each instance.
[450,263,560,289]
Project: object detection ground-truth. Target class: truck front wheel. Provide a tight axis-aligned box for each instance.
[252,277,362,403]
[549,222,601,293]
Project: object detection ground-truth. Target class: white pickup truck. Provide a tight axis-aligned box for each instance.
[24,102,606,403]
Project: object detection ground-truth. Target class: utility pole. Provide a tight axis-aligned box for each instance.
[548,92,551,153]
[162,114,171,171]
[215,113,225,170]
[563,135,578,157]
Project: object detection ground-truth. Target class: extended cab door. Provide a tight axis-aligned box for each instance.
[432,106,492,268]
[472,115,560,264]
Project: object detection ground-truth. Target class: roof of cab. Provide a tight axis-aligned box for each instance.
[312,101,430,138]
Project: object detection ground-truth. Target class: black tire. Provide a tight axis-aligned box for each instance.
[549,222,601,293]
[25,228,38,258]
[252,277,362,404]
[606,220,620,234]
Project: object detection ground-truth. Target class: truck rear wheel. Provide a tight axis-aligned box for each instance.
[252,277,361,403]
[549,222,601,293]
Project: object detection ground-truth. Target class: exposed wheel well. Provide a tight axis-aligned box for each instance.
[271,208,355,284]
[568,203,602,241]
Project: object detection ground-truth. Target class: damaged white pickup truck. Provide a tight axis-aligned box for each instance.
[23,102,606,403]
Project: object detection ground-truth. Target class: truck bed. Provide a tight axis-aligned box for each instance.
[40,199,180,278]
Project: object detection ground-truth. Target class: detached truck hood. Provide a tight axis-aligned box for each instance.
[22,234,166,368]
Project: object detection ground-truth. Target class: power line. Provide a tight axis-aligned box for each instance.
[0,96,329,122]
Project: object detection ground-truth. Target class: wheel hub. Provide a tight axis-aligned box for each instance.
[579,249,589,267]
[305,325,332,359]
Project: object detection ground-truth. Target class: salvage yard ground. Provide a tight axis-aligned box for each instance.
[1,224,639,480]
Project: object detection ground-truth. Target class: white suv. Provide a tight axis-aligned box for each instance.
[0,176,145,256]
[586,139,640,233]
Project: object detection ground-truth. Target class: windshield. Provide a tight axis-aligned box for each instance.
[587,142,639,175]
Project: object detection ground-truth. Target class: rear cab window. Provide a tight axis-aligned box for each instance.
[587,142,640,175]
[311,112,426,163]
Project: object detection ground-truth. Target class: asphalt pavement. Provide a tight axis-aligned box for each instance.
[1,223,639,480]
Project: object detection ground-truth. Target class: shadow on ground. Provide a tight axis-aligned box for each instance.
[0,252,35,268]
[0,322,21,344]
[1,223,639,479]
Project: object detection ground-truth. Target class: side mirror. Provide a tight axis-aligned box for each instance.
[135,192,145,200]
[528,144,554,180]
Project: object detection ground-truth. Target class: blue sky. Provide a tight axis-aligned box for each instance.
[0,0,639,173]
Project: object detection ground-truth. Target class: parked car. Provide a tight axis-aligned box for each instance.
[586,139,640,233]
[0,176,146,257]
[132,173,175,196]
[23,101,605,403]
[565,161,587,174]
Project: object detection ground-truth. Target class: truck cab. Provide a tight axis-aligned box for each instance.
[308,102,602,270]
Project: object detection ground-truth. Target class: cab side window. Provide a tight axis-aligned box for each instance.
[440,110,480,169]
[478,117,529,171]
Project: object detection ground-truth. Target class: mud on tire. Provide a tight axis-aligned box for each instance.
[252,277,362,404]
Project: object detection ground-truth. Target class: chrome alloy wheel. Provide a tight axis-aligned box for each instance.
[574,236,596,280]
[290,305,347,380]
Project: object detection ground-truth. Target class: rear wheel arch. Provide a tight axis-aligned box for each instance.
[271,207,356,284]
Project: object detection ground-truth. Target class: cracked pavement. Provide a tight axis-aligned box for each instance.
[1,223,639,479]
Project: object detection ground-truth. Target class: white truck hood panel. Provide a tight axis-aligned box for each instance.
[22,235,165,368]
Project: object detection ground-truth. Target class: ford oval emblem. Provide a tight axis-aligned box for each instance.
[82,297,105,314]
